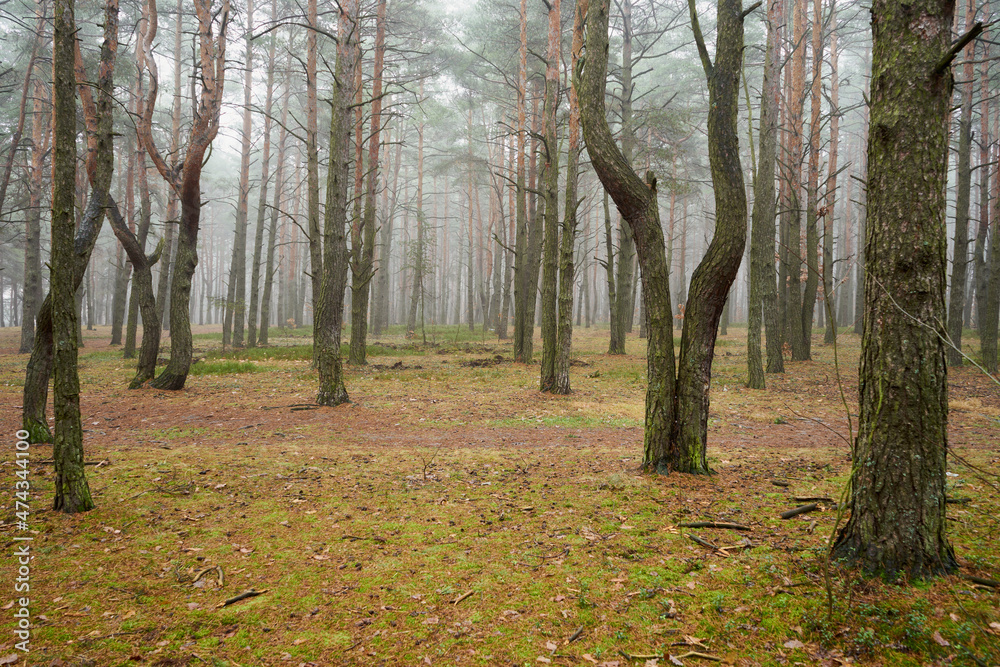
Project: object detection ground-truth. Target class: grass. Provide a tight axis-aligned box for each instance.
[0,324,998,665]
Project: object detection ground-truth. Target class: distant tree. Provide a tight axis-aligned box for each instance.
[832,0,961,577]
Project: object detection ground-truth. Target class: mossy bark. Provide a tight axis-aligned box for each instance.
[831,0,957,578]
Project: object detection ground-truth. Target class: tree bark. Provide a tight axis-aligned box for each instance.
[51,0,103,513]
[223,0,255,350]
[140,0,230,390]
[349,0,386,364]
[748,0,783,388]
[539,0,562,392]
[823,12,840,345]
[947,0,977,366]
[246,3,278,348]
[579,0,676,471]
[316,0,358,406]
[20,78,47,354]
[831,0,957,578]
[553,0,586,396]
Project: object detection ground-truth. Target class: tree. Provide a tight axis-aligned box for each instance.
[946,0,977,366]
[747,0,784,388]
[223,0,256,350]
[831,0,961,577]
[349,0,387,365]
[51,0,106,513]
[580,0,750,473]
[316,0,359,406]
[138,0,230,390]
[539,0,561,392]
[553,0,587,396]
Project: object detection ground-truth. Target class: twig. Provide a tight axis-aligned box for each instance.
[341,534,386,543]
[217,589,268,608]
[781,503,818,519]
[770,480,790,488]
[793,496,835,504]
[675,651,723,662]
[452,590,475,605]
[567,626,584,643]
[686,533,721,551]
[678,521,750,531]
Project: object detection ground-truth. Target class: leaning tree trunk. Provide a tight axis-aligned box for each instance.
[579,0,676,471]
[140,0,229,390]
[675,0,749,473]
[831,0,959,578]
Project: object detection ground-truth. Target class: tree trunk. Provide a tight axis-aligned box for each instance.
[947,0,976,366]
[223,0,254,350]
[831,0,957,578]
[349,0,385,364]
[51,0,101,513]
[784,0,807,360]
[973,44,989,333]
[246,4,278,348]
[580,0,676,471]
[823,12,840,345]
[260,81,289,347]
[513,0,531,361]
[800,0,823,359]
[553,0,583,396]
[539,0,561,392]
[676,0,748,472]
[20,79,47,354]
[316,0,358,406]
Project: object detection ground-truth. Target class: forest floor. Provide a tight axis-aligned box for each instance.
[0,323,998,667]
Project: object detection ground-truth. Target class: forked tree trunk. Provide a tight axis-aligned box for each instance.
[831,0,957,578]
[579,0,676,470]
[140,0,230,390]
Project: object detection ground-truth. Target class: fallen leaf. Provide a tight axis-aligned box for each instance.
[783,639,805,649]
[536,658,552,664]
[422,616,439,625]
[669,656,684,666]
[187,602,200,610]
[931,630,949,647]
[582,655,599,665]
[0,655,20,666]
[645,660,659,667]
[989,622,1000,631]
[544,641,558,651]
[685,581,696,590]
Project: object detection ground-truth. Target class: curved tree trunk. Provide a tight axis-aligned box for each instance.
[579,0,675,471]
[539,0,561,392]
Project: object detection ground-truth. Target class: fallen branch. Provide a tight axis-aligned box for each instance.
[193,565,224,588]
[38,459,109,466]
[946,497,972,504]
[686,533,721,552]
[217,589,268,608]
[793,496,834,504]
[966,575,999,588]
[770,480,790,488]
[678,521,750,531]
[675,651,723,662]
[567,626,584,644]
[452,590,475,605]
[780,503,818,519]
[341,534,386,544]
